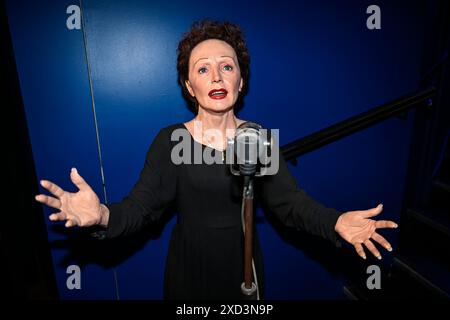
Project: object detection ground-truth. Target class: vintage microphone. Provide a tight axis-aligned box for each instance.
[226,121,277,299]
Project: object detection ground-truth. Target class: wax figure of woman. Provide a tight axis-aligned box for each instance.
[35,20,397,300]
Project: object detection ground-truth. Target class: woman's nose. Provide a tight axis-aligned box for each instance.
[211,67,223,83]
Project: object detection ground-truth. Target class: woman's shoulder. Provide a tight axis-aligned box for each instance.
[160,122,186,133]
[149,123,185,148]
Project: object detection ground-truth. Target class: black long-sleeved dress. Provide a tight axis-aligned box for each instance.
[105,123,342,300]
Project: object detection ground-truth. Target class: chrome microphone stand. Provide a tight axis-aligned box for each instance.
[240,175,257,298]
[227,121,275,300]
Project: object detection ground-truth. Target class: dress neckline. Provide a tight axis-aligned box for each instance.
[180,122,226,153]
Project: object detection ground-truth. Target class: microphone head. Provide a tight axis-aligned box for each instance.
[228,121,271,177]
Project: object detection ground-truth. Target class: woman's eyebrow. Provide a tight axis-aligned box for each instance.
[193,55,236,67]
[193,57,209,67]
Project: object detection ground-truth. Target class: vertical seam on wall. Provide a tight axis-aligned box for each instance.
[79,0,120,301]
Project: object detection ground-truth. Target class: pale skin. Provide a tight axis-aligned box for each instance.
[35,39,398,260]
[183,39,246,151]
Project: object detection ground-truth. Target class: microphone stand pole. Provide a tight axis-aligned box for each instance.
[241,175,257,299]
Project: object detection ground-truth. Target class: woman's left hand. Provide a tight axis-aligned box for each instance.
[334,204,398,260]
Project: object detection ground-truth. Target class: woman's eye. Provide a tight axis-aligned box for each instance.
[223,65,233,71]
[198,67,208,74]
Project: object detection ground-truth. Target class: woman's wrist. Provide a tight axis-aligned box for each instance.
[98,204,110,227]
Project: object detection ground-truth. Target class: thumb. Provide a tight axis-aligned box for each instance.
[360,203,383,218]
[70,167,89,191]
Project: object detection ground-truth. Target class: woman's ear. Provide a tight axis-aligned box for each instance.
[185,80,195,97]
[239,78,244,92]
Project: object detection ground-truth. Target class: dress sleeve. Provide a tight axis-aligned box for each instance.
[104,127,177,238]
[257,155,342,247]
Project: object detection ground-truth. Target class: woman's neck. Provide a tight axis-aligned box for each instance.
[195,108,238,138]
[186,108,243,151]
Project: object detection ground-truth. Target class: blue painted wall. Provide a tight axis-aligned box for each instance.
[7,0,426,299]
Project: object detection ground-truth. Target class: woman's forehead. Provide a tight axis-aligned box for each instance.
[190,39,237,62]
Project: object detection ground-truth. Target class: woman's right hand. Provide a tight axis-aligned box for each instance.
[35,168,108,228]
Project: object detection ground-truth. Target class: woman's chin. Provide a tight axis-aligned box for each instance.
[201,103,235,113]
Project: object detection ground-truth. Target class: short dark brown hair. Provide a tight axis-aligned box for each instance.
[176,19,250,113]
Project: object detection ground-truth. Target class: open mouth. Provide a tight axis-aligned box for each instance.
[208,88,228,100]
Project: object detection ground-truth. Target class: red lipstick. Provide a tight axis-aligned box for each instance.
[208,88,228,100]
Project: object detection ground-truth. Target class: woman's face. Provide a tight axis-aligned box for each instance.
[185,39,243,113]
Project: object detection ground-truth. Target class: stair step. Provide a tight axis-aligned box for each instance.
[393,207,450,298]
[408,207,450,238]
[342,251,449,300]
[435,179,450,193]
[400,208,450,254]
[393,254,450,298]
[428,179,450,212]
[343,259,447,300]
